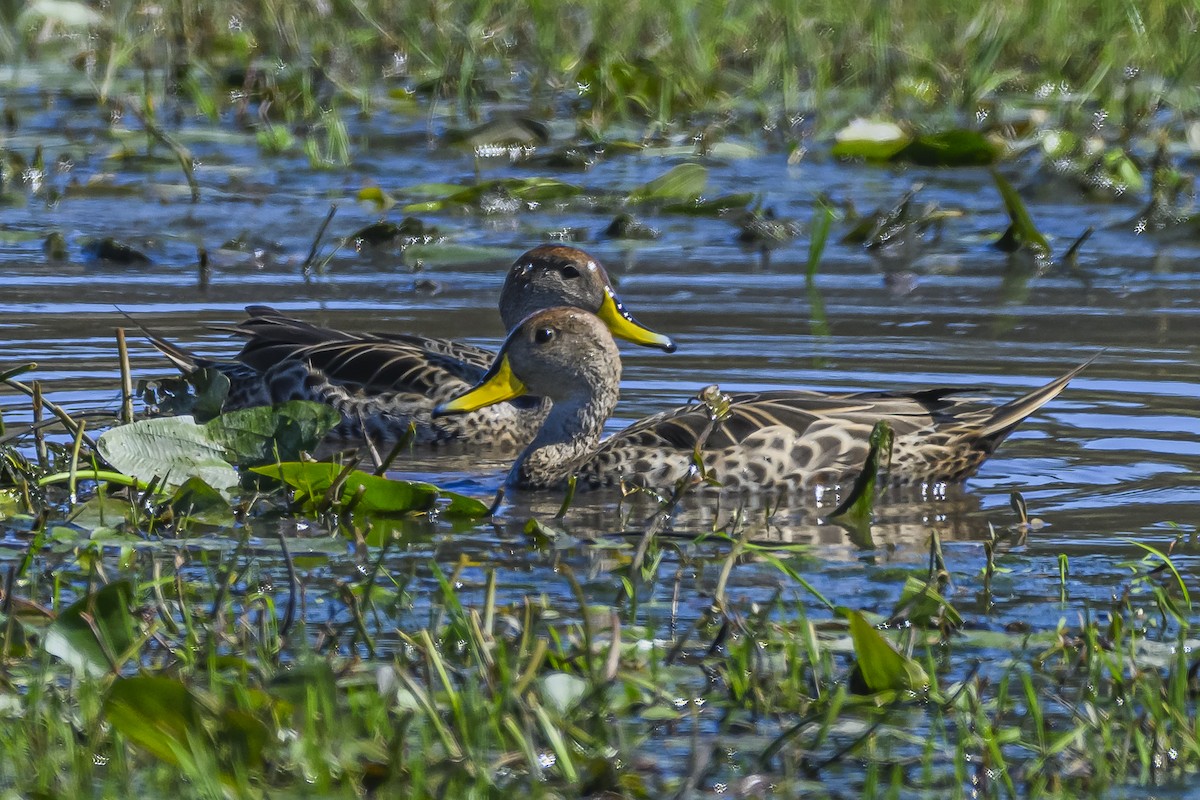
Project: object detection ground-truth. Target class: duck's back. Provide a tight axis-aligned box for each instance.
[228,309,545,445]
[579,387,1039,492]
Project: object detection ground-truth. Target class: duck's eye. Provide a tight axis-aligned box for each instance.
[561,265,580,279]
[534,327,555,344]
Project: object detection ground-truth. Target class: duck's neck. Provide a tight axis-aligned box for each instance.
[510,388,617,489]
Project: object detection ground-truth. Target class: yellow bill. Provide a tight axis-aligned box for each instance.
[596,287,676,353]
[433,355,528,416]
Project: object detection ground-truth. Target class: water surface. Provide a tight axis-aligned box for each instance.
[2,90,1199,790]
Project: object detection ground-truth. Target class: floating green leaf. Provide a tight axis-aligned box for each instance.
[898,130,1000,166]
[847,609,928,694]
[150,366,231,422]
[349,217,437,248]
[98,415,237,491]
[831,119,912,161]
[441,490,490,519]
[662,191,754,216]
[403,177,583,213]
[400,243,517,266]
[401,181,467,198]
[251,462,438,514]
[627,163,708,204]
[44,580,137,676]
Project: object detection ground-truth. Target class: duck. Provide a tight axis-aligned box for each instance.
[433,307,1092,492]
[149,245,675,445]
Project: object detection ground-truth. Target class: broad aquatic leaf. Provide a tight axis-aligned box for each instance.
[847,610,928,694]
[897,130,1000,166]
[627,163,708,203]
[98,416,237,491]
[992,168,1051,257]
[204,400,339,466]
[251,462,439,513]
[661,192,754,216]
[705,141,761,160]
[67,492,138,531]
[401,181,467,198]
[403,177,582,213]
[440,490,490,519]
[45,580,137,676]
[105,676,202,767]
[169,476,234,526]
[831,119,912,161]
[400,243,516,266]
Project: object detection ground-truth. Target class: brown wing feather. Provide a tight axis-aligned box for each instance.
[587,358,1094,489]
[230,310,494,394]
[607,390,945,454]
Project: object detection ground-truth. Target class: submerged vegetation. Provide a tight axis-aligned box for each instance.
[2,1,1200,798]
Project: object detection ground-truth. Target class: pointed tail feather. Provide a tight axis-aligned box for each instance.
[114,307,202,374]
[977,352,1101,443]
